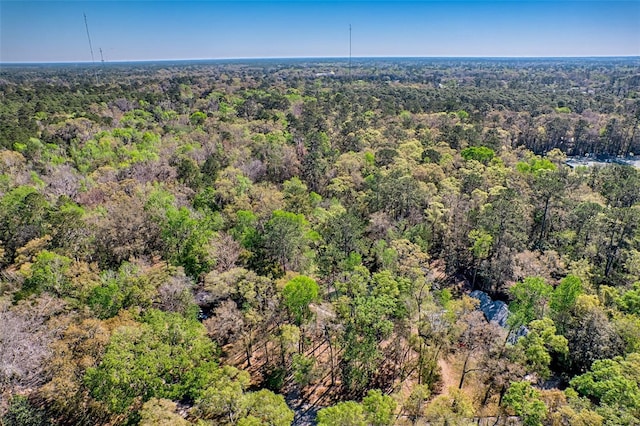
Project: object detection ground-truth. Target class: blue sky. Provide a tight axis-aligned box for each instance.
[1,1,639,62]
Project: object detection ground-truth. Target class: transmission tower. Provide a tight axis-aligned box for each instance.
[83,13,95,63]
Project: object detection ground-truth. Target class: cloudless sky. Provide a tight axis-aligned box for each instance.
[1,1,639,62]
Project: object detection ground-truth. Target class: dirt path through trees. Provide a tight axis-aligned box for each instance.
[438,356,458,392]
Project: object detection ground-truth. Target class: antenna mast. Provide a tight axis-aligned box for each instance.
[100,48,105,63]
[84,13,95,63]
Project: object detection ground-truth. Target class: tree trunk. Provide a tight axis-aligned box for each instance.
[472,260,479,287]
[280,338,286,367]
[325,325,335,386]
[482,386,492,406]
[245,340,252,367]
[417,340,425,385]
[498,385,507,406]
[459,352,472,389]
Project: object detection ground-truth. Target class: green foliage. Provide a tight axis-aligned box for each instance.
[88,274,127,319]
[292,353,317,387]
[570,352,640,421]
[593,404,639,426]
[424,388,475,425]
[282,177,314,215]
[2,395,50,426]
[461,146,495,164]
[20,250,72,298]
[367,169,427,220]
[317,401,366,426]
[503,381,548,426]
[618,282,640,314]
[233,210,260,250]
[85,309,221,413]
[88,262,172,319]
[509,277,553,328]
[241,389,294,426]
[47,199,89,256]
[147,187,218,277]
[189,111,207,126]
[456,109,469,120]
[403,385,431,422]
[162,206,215,277]
[468,229,493,259]
[564,295,625,375]
[14,138,66,165]
[340,329,382,394]
[339,292,396,393]
[262,366,287,393]
[515,317,568,379]
[516,157,556,175]
[352,293,397,337]
[194,366,250,421]
[596,165,640,208]
[0,185,48,262]
[333,266,406,394]
[70,128,161,172]
[175,156,203,190]
[362,389,397,426]
[261,210,314,275]
[138,398,190,426]
[282,275,319,325]
[317,209,366,276]
[551,275,583,316]
[615,312,640,354]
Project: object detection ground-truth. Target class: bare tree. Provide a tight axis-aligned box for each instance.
[456,310,505,390]
[208,232,242,273]
[0,295,63,392]
[204,300,244,345]
[155,271,195,315]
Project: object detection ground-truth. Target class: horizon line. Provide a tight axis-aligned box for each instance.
[2,55,640,65]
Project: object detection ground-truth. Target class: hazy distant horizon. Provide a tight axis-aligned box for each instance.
[2,55,640,66]
[2,1,639,62]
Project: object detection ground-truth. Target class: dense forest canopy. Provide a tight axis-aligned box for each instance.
[0,58,639,425]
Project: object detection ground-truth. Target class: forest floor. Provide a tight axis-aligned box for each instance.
[437,356,458,392]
